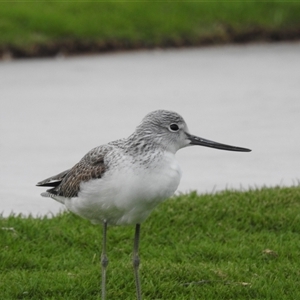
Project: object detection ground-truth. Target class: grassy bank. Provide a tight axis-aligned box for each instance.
[1,1,300,58]
[1,186,300,299]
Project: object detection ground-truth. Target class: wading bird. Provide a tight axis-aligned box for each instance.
[37,110,251,300]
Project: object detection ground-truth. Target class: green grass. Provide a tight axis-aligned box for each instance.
[1,186,300,299]
[1,1,300,57]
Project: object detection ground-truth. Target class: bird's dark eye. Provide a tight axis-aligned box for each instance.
[169,124,179,132]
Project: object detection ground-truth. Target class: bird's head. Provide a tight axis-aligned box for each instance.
[136,110,251,154]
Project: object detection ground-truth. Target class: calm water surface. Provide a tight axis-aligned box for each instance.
[1,42,300,217]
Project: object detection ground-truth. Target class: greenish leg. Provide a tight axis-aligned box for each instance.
[101,220,109,300]
[133,223,142,300]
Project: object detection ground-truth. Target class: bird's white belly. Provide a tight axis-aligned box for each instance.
[64,152,182,225]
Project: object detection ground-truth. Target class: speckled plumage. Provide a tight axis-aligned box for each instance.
[37,110,190,225]
[38,146,109,198]
[37,109,250,226]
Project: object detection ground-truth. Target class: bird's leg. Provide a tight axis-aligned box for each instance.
[101,220,109,300]
[133,223,142,300]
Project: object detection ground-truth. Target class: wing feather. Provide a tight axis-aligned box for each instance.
[36,169,71,187]
[37,146,110,198]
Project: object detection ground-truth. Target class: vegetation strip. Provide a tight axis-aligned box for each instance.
[1,2,300,58]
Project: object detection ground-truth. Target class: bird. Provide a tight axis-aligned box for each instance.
[37,110,251,300]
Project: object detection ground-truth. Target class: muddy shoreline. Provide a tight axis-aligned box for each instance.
[1,27,300,59]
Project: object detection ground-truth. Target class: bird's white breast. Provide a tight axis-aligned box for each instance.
[64,151,182,225]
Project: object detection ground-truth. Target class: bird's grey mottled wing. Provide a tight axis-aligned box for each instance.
[37,146,111,198]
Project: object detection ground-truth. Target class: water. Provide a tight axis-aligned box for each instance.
[1,42,300,217]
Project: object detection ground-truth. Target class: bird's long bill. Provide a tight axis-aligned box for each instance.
[187,133,251,152]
